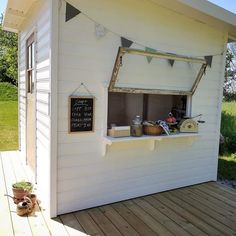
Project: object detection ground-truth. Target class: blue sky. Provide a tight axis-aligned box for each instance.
[208,0,236,13]
[0,0,7,15]
[0,0,236,15]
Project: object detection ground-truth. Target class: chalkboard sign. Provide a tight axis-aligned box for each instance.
[69,96,94,133]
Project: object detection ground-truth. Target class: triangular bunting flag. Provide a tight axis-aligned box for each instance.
[145,47,157,63]
[204,56,213,67]
[168,59,175,67]
[95,23,107,39]
[121,37,133,48]
[66,2,81,22]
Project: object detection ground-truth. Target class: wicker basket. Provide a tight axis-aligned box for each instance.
[143,125,163,136]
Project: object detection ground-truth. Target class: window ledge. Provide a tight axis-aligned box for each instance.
[102,133,200,156]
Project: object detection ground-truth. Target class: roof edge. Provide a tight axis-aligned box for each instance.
[3,0,37,33]
[178,0,236,27]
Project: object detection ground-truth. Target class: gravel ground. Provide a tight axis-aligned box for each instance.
[217,179,236,189]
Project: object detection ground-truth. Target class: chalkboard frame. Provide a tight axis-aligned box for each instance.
[68,96,95,133]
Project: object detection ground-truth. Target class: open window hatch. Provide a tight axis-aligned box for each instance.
[108,47,208,129]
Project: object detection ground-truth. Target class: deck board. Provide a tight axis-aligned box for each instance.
[60,213,87,235]
[123,200,174,236]
[207,182,236,201]
[0,153,14,236]
[181,188,236,223]
[99,205,139,236]
[155,192,222,235]
[209,181,236,196]
[133,197,191,236]
[8,151,52,236]
[87,208,123,236]
[1,152,33,236]
[74,210,105,236]
[174,188,236,232]
[196,184,236,208]
[144,195,207,236]
[1,151,236,236]
[163,191,234,235]
[112,202,157,236]
[189,186,236,214]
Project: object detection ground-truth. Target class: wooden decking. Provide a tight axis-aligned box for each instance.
[1,151,236,236]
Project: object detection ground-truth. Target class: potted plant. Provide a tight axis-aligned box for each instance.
[12,181,33,201]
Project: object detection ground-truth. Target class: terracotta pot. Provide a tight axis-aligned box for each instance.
[12,188,30,199]
[12,182,33,202]
[12,188,30,204]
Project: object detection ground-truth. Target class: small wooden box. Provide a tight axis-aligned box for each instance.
[108,126,130,137]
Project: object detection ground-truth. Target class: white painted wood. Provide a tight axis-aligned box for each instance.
[37,102,50,115]
[212,34,228,180]
[56,0,229,215]
[103,134,200,155]
[17,34,22,152]
[14,0,233,217]
[17,0,53,216]
[48,0,59,218]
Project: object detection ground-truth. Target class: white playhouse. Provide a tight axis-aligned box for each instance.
[3,0,236,217]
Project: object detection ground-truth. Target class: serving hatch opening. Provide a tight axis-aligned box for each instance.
[107,47,208,130]
[108,92,188,128]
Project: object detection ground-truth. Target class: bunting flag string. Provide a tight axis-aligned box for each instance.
[64,1,221,67]
[95,23,107,39]
[65,3,81,22]
[145,47,157,63]
[168,59,175,67]
[121,37,133,48]
[204,56,213,67]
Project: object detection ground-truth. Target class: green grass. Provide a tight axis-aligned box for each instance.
[219,101,236,180]
[0,82,18,101]
[0,101,18,151]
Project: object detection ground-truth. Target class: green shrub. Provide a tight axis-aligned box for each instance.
[218,154,236,180]
[220,102,236,154]
[0,82,17,101]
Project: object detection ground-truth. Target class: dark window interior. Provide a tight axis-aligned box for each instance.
[108,92,187,128]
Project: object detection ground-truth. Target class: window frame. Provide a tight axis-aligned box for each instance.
[109,47,207,96]
[26,33,35,94]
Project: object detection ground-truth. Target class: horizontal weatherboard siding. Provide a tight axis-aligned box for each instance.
[56,0,226,214]
[18,0,52,213]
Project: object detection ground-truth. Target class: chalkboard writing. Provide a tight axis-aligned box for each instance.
[69,97,94,132]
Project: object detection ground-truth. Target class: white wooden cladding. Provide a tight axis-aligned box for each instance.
[18,1,52,212]
[56,0,227,215]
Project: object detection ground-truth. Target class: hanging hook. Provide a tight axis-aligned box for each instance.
[70,82,97,99]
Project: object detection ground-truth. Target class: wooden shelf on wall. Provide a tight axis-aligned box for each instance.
[102,133,200,156]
